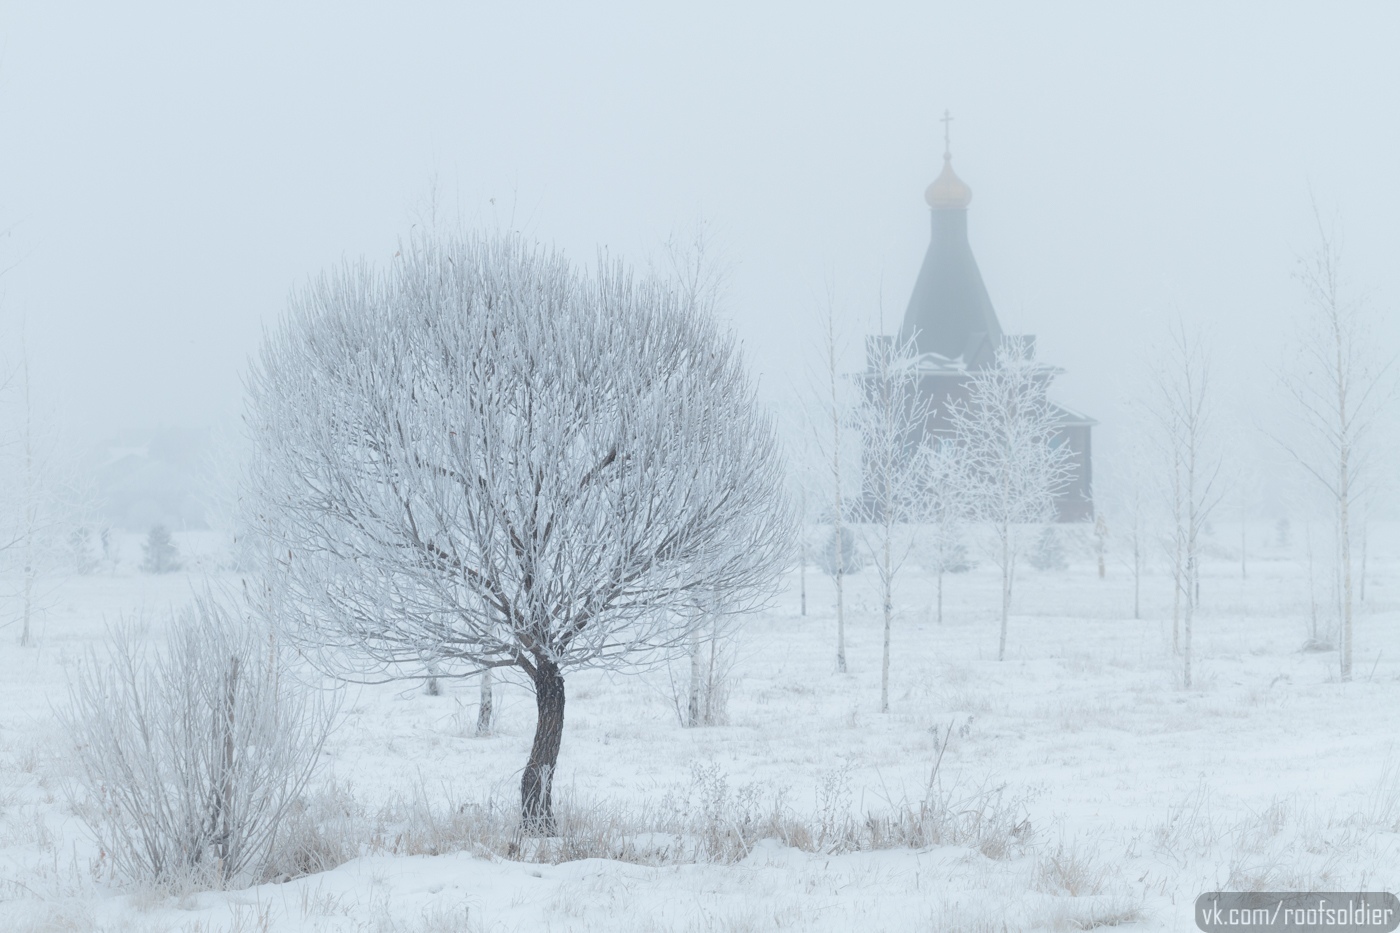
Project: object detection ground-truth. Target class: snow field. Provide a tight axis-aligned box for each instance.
[1,525,1398,931]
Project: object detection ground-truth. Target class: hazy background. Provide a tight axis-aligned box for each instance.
[1,2,1397,519]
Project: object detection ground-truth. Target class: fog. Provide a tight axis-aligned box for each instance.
[3,2,1398,454]
[8,7,1400,925]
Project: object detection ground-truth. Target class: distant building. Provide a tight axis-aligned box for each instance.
[867,119,1094,521]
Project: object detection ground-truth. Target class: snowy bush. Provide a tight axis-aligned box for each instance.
[1027,525,1067,571]
[63,592,336,888]
[815,525,864,577]
[139,524,181,573]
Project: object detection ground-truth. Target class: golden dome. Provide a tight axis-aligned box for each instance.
[925,156,972,210]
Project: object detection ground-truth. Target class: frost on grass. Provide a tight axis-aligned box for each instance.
[259,760,1034,873]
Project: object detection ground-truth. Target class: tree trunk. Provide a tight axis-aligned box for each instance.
[936,569,943,626]
[1132,536,1141,621]
[1184,461,1197,688]
[1183,586,1193,689]
[521,661,565,833]
[1240,516,1247,580]
[1339,483,1353,681]
[476,668,494,736]
[1306,524,1319,641]
[20,555,33,648]
[687,629,702,727]
[998,524,1010,662]
[1336,312,1353,681]
[829,323,847,675]
[880,527,892,712]
[1171,550,1181,655]
[209,655,240,881]
[1360,520,1368,604]
[20,360,35,649]
[1095,516,1106,579]
[834,563,845,672]
[799,539,807,617]
[705,622,719,724]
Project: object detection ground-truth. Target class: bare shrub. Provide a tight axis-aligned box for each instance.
[863,775,1034,860]
[63,592,337,888]
[263,782,362,881]
[1034,840,1110,896]
[652,763,814,861]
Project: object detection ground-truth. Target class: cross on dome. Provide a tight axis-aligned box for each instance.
[925,109,971,210]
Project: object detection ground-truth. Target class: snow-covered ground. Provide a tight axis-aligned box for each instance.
[2,525,1398,931]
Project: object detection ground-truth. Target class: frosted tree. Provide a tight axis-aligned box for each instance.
[914,440,966,626]
[855,332,933,713]
[141,525,182,574]
[1146,321,1222,688]
[247,232,792,831]
[1113,435,1151,621]
[782,431,829,620]
[680,593,736,728]
[662,220,746,710]
[1273,216,1395,681]
[0,343,87,644]
[1093,514,1108,579]
[950,341,1075,662]
[14,352,40,645]
[806,293,859,673]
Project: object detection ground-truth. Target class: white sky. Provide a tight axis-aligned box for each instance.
[2,2,1397,460]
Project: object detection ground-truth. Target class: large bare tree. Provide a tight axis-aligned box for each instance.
[1274,216,1395,681]
[247,232,793,830]
[950,341,1076,662]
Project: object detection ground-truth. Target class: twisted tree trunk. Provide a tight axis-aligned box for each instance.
[521,661,566,833]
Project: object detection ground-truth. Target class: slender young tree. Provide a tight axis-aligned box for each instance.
[18,351,36,645]
[950,341,1076,662]
[0,340,84,645]
[1237,473,1250,581]
[808,293,856,673]
[1093,513,1108,579]
[855,332,934,712]
[915,440,966,626]
[248,232,793,831]
[1273,216,1395,681]
[1146,320,1223,688]
[1118,441,1149,621]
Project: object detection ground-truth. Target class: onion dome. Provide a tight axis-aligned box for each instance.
[925,155,972,210]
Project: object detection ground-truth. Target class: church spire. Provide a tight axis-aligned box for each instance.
[925,109,972,210]
[900,112,1001,364]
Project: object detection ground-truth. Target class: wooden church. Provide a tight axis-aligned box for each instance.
[873,119,1095,521]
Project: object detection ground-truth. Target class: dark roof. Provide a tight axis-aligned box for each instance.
[898,161,1003,368]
